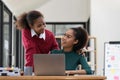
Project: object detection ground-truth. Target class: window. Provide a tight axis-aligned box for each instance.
[46,22,87,36]
[0,1,12,67]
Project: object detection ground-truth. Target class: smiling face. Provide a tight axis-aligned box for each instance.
[30,17,46,35]
[61,29,78,51]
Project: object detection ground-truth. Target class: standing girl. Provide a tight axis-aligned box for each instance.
[16,10,59,75]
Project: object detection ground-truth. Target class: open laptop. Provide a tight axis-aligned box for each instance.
[33,54,65,76]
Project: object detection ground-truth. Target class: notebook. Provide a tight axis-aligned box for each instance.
[33,54,65,76]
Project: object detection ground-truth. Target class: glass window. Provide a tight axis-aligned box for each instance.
[3,24,10,67]
[0,0,13,67]
[46,24,54,32]
[46,24,84,36]
[2,8,12,67]
[55,24,83,36]
[4,10,9,22]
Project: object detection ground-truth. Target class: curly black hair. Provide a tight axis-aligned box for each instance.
[16,10,44,29]
[70,27,88,52]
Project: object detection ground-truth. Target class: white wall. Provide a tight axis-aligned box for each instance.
[2,0,49,16]
[91,0,120,75]
[37,0,90,22]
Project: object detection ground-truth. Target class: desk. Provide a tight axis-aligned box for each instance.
[0,75,106,80]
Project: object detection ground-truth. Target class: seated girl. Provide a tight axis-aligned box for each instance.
[51,27,92,75]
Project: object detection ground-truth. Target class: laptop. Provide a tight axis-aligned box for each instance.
[33,54,65,76]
